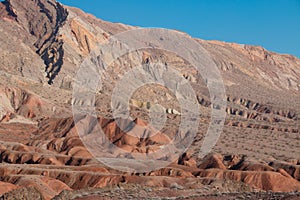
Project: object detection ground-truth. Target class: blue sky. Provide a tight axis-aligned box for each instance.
[59,0,300,58]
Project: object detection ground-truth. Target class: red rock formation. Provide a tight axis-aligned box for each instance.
[0,181,19,195]
[0,0,299,199]
[197,169,300,192]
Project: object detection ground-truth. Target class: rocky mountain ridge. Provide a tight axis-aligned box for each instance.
[0,0,299,199]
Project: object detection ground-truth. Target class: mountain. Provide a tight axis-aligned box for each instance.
[0,0,299,199]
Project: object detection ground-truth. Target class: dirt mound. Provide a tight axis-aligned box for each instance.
[197,169,300,192]
[0,186,44,200]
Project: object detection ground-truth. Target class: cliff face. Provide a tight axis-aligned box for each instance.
[0,0,300,199]
[0,0,120,87]
[1,0,300,91]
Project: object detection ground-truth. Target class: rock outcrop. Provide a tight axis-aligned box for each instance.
[0,0,299,199]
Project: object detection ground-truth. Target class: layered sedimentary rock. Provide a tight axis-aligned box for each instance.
[0,0,299,199]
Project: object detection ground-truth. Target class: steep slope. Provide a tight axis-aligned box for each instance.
[0,0,299,199]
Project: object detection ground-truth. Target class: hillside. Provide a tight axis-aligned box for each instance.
[0,0,299,199]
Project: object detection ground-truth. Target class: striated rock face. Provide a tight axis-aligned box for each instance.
[0,0,299,199]
[29,116,171,158]
[1,115,299,198]
[198,153,227,170]
[194,154,300,192]
[4,176,71,200]
[5,0,68,84]
[0,181,18,196]
[0,85,69,123]
[197,169,300,192]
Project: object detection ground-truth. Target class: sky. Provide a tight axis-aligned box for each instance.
[59,0,300,58]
